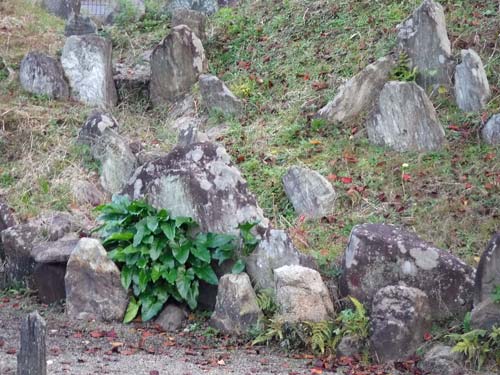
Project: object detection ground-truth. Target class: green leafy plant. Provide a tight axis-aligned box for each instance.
[256,289,278,317]
[389,52,418,82]
[335,296,369,340]
[492,285,500,304]
[95,196,259,323]
[305,320,334,354]
[448,326,500,369]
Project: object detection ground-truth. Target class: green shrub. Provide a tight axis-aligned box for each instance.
[95,195,257,323]
[448,326,500,369]
[389,52,418,82]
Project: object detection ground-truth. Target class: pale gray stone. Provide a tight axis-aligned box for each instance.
[199,74,243,116]
[156,304,188,331]
[210,273,262,334]
[150,25,207,106]
[481,114,500,145]
[316,55,396,124]
[166,0,218,15]
[171,8,208,41]
[282,166,336,219]
[65,238,128,321]
[367,81,445,152]
[123,142,268,235]
[418,345,464,375]
[245,229,302,291]
[336,335,363,357]
[274,265,334,323]
[455,49,490,112]
[32,237,79,264]
[61,35,118,107]
[471,299,500,330]
[339,223,475,320]
[19,52,69,100]
[397,0,454,90]
[370,285,431,363]
[78,111,137,194]
[176,116,209,146]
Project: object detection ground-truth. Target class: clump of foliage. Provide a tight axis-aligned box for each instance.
[492,285,500,304]
[95,196,258,323]
[252,296,369,355]
[448,326,500,369]
[389,52,418,82]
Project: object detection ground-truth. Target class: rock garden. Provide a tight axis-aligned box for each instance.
[0,0,499,374]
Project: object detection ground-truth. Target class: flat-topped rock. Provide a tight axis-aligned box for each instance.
[32,237,80,264]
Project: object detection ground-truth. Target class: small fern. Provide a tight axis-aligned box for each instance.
[256,289,278,317]
[337,296,369,340]
[305,321,334,354]
[448,326,500,369]
[389,52,418,82]
[252,318,284,346]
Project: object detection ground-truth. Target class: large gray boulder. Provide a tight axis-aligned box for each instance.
[61,35,117,107]
[339,223,475,320]
[482,114,500,145]
[274,265,334,323]
[19,52,69,100]
[150,25,207,106]
[171,8,208,41]
[123,142,268,234]
[245,229,304,291]
[65,238,128,321]
[41,0,79,19]
[370,285,431,362]
[78,111,137,194]
[210,273,262,334]
[471,233,500,329]
[418,345,464,375]
[199,74,243,116]
[454,49,490,112]
[316,55,396,124]
[166,0,218,15]
[397,0,453,90]
[366,81,445,152]
[282,166,336,219]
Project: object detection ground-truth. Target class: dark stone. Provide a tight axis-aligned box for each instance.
[370,285,431,362]
[418,345,464,375]
[0,199,16,232]
[33,263,67,304]
[64,14,97,37]
[339,223,475,320]
[17,311,47,375]
[155,304,188,331]
[474,233,500,305]
[19,52,69,100]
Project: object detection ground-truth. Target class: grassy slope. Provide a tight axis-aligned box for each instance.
[0,0,499,269]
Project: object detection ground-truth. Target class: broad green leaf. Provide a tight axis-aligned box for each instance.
[176,268,192,299]
[160,253,175,269]
[121,266,133,290]
[172,241,190,264]
[212,247,234,265]
[136,256,148,269]
[238,221,259,232]
[125,253,140,266]
[191,244,211,263]
[138,269,149,292]
[133,221,146,247]
[103,231,134,245]
[162,267,177,284]
[193,264,218,285]
[146,216,159,232]
[151,264,162,283]
[123,296,140,323]
[142,235,154,245]
[157,209,169,220]
[108,248,126,263]
[123,245,139,255]
[161,223,176,241]
[150,241,162,261]
[175,216,196,228]
[154,284,170,303]
[231,259,245,274]
[142,300,165,321]
[185,280,199,310]
[206,233,236,249]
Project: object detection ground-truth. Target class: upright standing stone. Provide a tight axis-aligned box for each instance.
[17,311,46,375]
[19,52,69,100]
[471,233,500,329]
[316,55,396,124]
[282,166,337,219]
[397,0,453,90]
[199,74,243,116]
[65,238,128,321]
[454,49,490,112]
[61,35,117,107]
[64,14,97,37]
[150,25,207,106]
[366,81,445,152]
[482,114,500,145]
[370,286,431,362]
[171,8,208,41]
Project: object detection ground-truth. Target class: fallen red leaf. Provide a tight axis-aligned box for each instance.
[327,174,338,182]
[6,348,16,355]
[340,177,352,184]
[150,371,159,375]
[238,61,251,70]
[89,330,105,338]
[424,332,432,341]
[448,124,460,131]
[402,173,411,182]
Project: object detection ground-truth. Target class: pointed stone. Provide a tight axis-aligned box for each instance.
[481,114,500,145]
[366,81,445,152]
[397,0,453,90]
[455,49,490,112]
[199,74,243,116]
